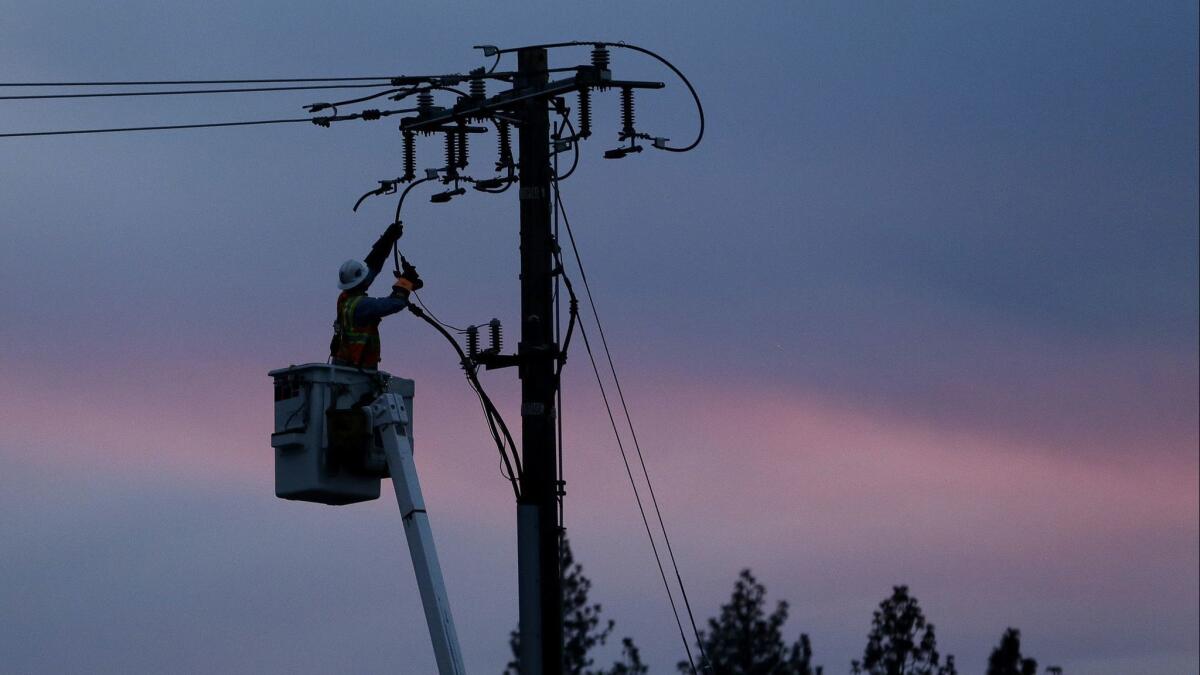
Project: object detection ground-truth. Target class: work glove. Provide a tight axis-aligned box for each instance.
[392,256,424,294]
[383,221,403,243]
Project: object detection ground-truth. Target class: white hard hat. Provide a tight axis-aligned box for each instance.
[337,259,370,290]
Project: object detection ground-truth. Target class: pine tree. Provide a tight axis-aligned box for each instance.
[680,569,821,674]
[986,628,1037,675]
[504,537,645,675]
[857,586,956,675]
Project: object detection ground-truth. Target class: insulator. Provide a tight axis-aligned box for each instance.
[401,131,416,182]
[577,88,592,139]
[620,87,635,138]
[496,120,513,169]
[416,91,434,114]
[443,132,457,175]
[456,125,469,169]
[469,68,487,101]
[488,318,502,353]
[466,325,479,358]
[591,45,610,72]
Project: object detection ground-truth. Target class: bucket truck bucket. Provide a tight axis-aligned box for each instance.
[269,363,414,505]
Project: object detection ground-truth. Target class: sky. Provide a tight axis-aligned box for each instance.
[1,1,1197,673]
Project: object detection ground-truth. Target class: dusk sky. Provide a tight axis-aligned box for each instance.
[1,2,1197,674]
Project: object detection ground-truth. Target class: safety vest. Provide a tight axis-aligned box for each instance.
[334,292,382,368]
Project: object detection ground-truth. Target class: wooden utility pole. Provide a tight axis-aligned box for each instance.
[514,46,563,675]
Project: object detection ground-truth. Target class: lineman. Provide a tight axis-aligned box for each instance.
[330,222,423,369]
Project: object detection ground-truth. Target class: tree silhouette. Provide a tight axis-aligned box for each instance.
[504,537,646,675]
[986,628,1037,675]
[854,586,956,675]
[680,569,821,675]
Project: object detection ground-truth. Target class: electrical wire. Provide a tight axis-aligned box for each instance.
[0,76,397,86]
[567,288,698,674]
[551,114,580,182]
[0,116,315,139]
[553,184,708,673]
[471,383,518,484]
[308,87,411,112]
[393,176,436,224]
[0,82,395,101]
[413,84,469,99]
[601,42,704,153]
[390,177,475,335]
[411,292,470,333]
[495,40,704,153]
[408,303,522,498]
[386,178,521,491]
[551,138,569,535]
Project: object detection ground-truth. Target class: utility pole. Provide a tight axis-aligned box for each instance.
[514,47,563,675]
[384,43,675,673]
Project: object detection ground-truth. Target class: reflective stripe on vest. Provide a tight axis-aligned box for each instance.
[335,293,381,368]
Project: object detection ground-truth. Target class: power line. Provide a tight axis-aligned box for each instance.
[568,292,699,674]
[0,117,316,139]
[0,82,393,101]
[408,304,522,499]
[0,77,396,86]
[554,185,709,672]
[492,40,705,152]
[552,183,705,673]
[410,292,470,333]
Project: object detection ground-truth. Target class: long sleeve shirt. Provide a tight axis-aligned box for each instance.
[351,228,409,323]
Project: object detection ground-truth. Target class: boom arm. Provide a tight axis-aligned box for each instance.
[370,393,466,675]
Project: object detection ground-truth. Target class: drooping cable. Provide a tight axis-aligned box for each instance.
[390,180,471,336]
[389,177,522,492]
[409,304,522,499]
[411,292,470,333]
[393,176,435,225]
[495,40,704,153]
[553,184,708,672]
[600,42,703,153]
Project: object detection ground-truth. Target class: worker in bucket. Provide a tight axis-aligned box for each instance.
[330,222,423,369]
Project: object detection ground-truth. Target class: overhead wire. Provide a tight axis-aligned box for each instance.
[562,270,698,674]
[600,42,704,153]
[411,292,470,333]
[389,175,522,493]
[0,116,316,139]
[409,304,522,498]
[0,82,395,101]
[496,40,704,153]
[551,180,703,673]
[390,178,469,335]
[307,87,411,112]
[0,76,397,86]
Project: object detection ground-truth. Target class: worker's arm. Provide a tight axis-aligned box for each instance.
[362,222,404,282]
[353,263,422,323]
[353,294,410,322]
